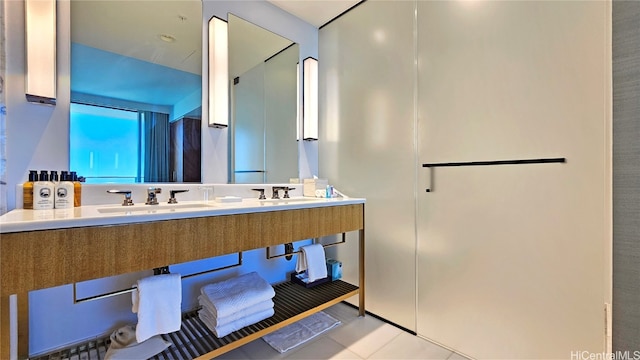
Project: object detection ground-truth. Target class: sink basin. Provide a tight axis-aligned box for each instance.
[257,197,323,205]
[97,203,214,214]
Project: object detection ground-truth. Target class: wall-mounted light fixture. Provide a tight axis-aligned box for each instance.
[25,0,57,105]
[296,62,301,140]
[303,57,318,141]
[208,16,228,128]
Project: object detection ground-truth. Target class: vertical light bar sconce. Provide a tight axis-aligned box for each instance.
[208,16,228,128]
[296,62,301,140]
[25,0,57,105]
[303,57,318,141]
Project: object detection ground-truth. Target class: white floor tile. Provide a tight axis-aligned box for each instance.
[447,352,471,360]
[283,337,362,360]
[368,331,453,360]
[239,336,290,360]
[214,346,252,360]
[327,316,402,359]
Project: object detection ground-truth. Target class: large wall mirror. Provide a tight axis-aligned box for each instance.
[70,2,304,185]
[227,14,299,184]
[70,0,203,183]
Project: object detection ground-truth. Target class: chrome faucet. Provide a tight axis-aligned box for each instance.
[272,186,295,199]
[145,187,162,205]
[271,186,284,199]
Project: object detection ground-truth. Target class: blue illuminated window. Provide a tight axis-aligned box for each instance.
[70,103,142,183]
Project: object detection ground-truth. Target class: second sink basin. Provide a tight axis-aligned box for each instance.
[97,203,215,214]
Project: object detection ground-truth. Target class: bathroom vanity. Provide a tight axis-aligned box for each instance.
[0,195,365,359]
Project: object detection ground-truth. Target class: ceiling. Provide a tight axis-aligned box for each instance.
[267,0,361,28]
[69,0,360,114]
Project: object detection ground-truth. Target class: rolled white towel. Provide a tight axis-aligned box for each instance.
[104,325,171,360]
[198,296,274,327]
[199,307,275,338]
[200,272,275,318]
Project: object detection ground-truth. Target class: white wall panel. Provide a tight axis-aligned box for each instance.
[319,0,417,331]
[416,1,610,358]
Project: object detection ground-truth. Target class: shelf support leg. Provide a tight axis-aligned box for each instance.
[1,295,9,359]
[359,227,365,317]
[1,293,28,360]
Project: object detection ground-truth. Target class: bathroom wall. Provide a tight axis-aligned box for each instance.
[3,0,318,355]
[612,0,640,352]
[320,0,611,358]
[1,0,6,215]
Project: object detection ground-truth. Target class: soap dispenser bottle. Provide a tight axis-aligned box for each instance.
[33,171,54,210]
[55,171,75,209]
[22,170,38,209]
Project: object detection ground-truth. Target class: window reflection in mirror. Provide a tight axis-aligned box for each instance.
[69,0,202,184]
[228,14,299,184]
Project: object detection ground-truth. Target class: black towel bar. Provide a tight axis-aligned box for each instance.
[422,157,566,168]
[422,157,566,192]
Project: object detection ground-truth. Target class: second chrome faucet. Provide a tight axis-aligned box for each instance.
[145,187,162,205]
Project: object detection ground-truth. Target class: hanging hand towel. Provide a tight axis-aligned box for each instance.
[295,244,328,282]
[200,272,275,318]
[132,273,182,343]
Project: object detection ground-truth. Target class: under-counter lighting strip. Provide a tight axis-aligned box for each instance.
[208,16,228,128]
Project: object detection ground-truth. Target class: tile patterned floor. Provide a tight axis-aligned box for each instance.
[216,303,469,360]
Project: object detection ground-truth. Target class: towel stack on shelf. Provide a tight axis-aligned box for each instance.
[198,272,276,338]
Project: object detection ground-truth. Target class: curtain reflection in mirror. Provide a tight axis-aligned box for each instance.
[141,111,170,182]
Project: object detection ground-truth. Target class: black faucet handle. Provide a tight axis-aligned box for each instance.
[168,189,189,204]
[251,188,266,200]
[283,187,295,198]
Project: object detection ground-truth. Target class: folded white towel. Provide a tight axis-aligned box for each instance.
[200,272,275,318]
[132,274,182,343]
[296,244,328,282]
[199,307,275,338]
[198,296,274,327]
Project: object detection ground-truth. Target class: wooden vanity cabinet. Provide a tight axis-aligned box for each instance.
[0,203,365,359]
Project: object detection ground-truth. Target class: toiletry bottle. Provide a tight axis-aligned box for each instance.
[33,170,54,210]
[54,171,75,209]
[71,171,82,207]
[50,170,59,183]
[22,170,38,209]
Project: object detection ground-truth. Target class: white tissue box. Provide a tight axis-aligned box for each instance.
[303,178,328,197]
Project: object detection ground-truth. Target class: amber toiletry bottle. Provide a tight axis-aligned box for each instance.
[22,170,38,209]
[71,171,82,207]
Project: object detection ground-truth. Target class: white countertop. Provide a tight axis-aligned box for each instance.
[0,197,366,234]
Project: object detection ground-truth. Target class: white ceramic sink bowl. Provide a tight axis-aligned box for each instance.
[97,203,215,214]
[257,197,324,204]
